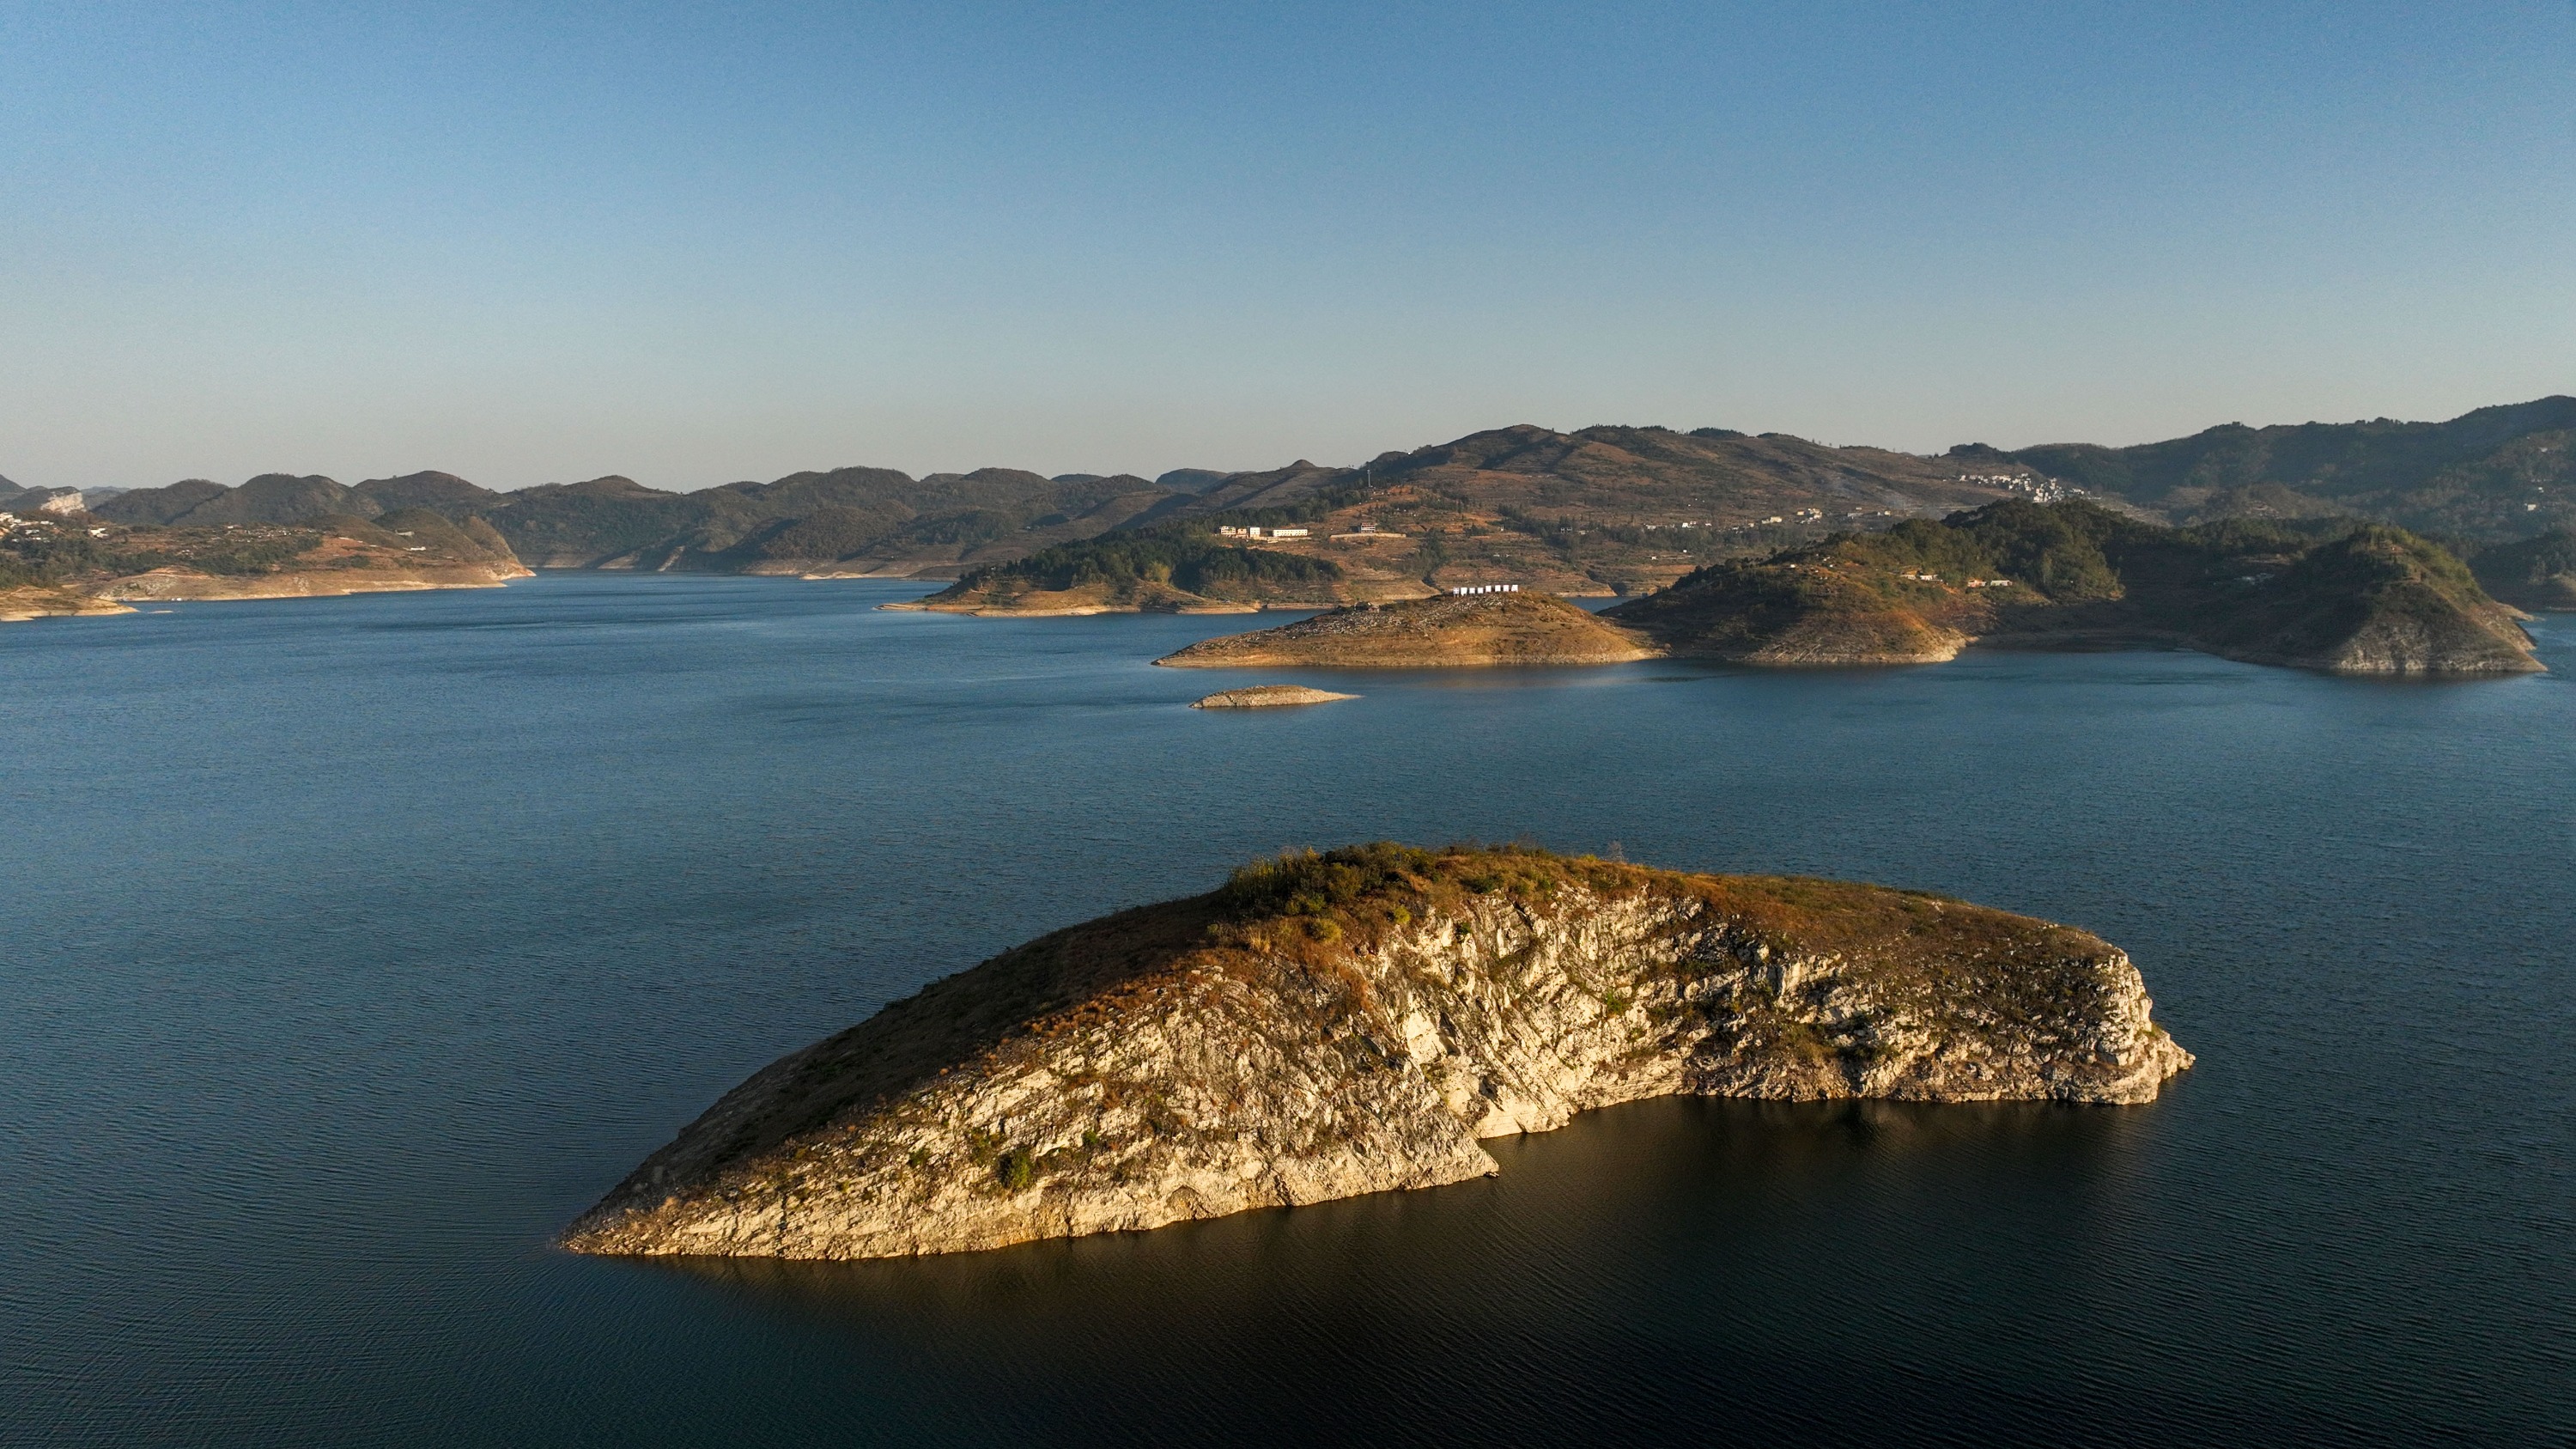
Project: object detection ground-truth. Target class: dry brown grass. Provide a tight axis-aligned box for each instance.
[1159,592,1656,667]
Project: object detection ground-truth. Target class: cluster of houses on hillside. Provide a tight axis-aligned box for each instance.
[0,512,108,539]
[1959,472,2083,505]
[1218,521,1410,542]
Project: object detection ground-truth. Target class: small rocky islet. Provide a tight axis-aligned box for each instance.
[563,843,2191,1262]
[1189,685,1358,708]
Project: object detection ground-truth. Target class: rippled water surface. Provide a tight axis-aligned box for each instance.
[3,574,2569,1446]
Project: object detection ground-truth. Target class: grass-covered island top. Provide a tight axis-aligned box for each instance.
[565,843,2191,1261]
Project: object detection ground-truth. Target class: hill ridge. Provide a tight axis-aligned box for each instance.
[38,394,2576,589]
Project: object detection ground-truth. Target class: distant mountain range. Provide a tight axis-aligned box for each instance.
[80,467,1196,577]
[21,396,2573,587]
[1984,395,2576,538]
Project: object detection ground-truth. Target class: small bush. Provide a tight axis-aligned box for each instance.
[996,1147,1036,1191]
[1218,843,1442,916]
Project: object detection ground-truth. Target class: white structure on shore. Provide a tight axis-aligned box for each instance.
[1449,583,1521,595]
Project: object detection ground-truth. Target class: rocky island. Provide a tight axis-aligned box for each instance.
[1607,499,2543,674]
[1157,591,1656,668]
[564,843,2191,1261]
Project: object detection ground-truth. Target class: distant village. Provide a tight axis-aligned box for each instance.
[1959,472,2084,505]
[1218,522,1415,543]
[0,510,110,541]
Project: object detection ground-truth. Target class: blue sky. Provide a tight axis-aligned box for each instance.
[3,2,2569,490]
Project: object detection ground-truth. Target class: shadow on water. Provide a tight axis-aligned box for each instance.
[645,1096,2215,1448]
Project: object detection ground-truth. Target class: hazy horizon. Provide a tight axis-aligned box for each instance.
[21,391,2576,500]
[6,2,2569,492]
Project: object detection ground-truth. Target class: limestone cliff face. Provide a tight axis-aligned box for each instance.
[564,847,2190,1262]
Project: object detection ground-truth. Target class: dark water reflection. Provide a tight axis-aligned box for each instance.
[670,1098,2177,1447]
[1,574,2568,1446]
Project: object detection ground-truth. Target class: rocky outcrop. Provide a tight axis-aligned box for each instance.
[1157,593,1657,668]
[564,844,2190,1262]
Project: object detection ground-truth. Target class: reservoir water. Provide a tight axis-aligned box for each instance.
[3,574,2569,1446]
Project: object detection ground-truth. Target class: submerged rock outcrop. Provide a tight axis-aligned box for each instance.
[565,844,2191,1261]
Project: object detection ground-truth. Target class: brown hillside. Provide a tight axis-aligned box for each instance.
[1157,591,1656,668]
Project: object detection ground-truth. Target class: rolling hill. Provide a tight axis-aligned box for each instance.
[1995,396,2576,539]
[34,396,2576,601]
[1605,499,2541,675]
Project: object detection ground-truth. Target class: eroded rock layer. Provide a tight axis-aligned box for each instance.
[565,845,2190,1261]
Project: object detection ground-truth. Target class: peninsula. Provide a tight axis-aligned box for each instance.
[0,504,528,624]
[1607,499,2542,674]
[2469,528,2576,612]
[563,843,2191,1261]
[1157,591,1656,668]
